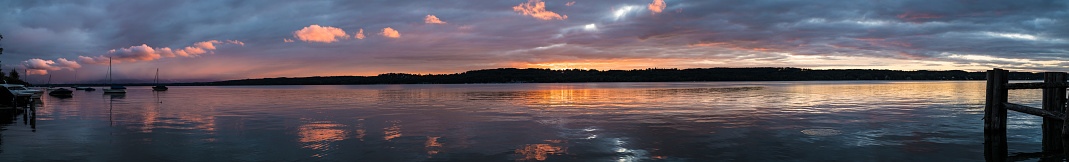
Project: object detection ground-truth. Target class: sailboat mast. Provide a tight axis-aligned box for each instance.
[155,68,159,85]
[107,57,112,85]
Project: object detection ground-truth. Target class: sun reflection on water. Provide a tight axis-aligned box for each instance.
[384,120,403,141]
[297,120,348,157]
[514,140,568,161]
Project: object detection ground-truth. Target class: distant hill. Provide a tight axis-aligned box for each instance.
[181,67,1042,86]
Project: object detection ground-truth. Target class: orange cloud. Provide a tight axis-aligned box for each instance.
[648,0,666,13]
[425,15,447,24]
[293,25,349,43]
[381,27,400,38]
[354,29,365,39]
[513,0,567,20]
[226,40,245,46]
[566,1,575,6]
[283,38,295,42]
[78,40,243,65]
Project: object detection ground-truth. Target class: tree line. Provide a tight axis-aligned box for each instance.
[194,67,1042,86]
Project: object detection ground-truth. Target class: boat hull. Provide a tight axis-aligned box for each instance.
[102,89,126,93]
[48,88,73,96]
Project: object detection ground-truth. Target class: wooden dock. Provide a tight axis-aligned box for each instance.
[985,68,1068,161]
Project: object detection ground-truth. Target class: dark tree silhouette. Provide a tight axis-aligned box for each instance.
[7,69,17,81]
[193,67,1041,86]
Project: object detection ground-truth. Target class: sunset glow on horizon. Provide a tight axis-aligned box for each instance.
[1,0,1067,83]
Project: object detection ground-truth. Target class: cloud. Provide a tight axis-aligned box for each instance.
[425,15,447,24]
[566,1,575,6]
[5,0,1069,81]
[354,28,367,39]
[381,27,400,38]
[20,58,82,74]
[283,38,295,42]
[648,0,666,13]
[513,0,567,20]
[54,58,81,69]
[293,25,349,43]
[78,40,243,65]
[355,29,366,39]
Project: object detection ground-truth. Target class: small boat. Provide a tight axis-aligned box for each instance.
[0,84,34,105]
[84,87,96,91]
[45,74,56,90]
[152,68,167,91]
[48,88,73,97]
[0,84,35,97]
[102,57,126,93]
[4,84,43,98]
[103,85,126,93]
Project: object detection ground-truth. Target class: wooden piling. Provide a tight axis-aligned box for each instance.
[1043,72,1066,152]
[985,68,1008,161]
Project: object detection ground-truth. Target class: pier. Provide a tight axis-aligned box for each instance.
[985,68,1069,161]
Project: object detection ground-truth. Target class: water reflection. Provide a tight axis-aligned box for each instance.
[0,82,1038,161]
[515,141,567,161]
[298,120,348,157]
[383,120,402,141]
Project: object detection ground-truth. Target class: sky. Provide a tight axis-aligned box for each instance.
[1,0,1067,83]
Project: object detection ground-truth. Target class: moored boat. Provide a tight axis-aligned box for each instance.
[103,85,126,93]
[4,84,43,98]
[102,57,127,94]
[49,88,73,97]
[152,68,168,91]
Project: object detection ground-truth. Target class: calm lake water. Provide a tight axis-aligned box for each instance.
[0,81,1053,161]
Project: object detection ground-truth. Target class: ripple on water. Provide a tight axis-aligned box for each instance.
[801,129,842,136]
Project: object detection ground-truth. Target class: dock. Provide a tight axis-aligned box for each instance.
[984,68,1068,161]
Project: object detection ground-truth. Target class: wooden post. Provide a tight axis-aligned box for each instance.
[1043,72,1066,152]
[985,68,1008,161]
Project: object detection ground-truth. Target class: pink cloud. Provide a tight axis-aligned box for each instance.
[283,38,295,42]
[21,58,82,74]
[381,27,400,38]
[355,29,365,39]
[425,15,447,24]
[55,58,81,69]
[293,25,349,43]
[648,0,666,13]
[226,40,245,46]
[513,0,567,20]
[78,40,243,65]
[566,1,575,6]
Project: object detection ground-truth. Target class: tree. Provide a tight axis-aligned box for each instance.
[8,69,18,81]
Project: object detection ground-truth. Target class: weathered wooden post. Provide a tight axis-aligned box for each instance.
[1043,72,1066,152]
[985,68,1008,161]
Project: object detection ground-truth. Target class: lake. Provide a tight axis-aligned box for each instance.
[0,81,1053,161]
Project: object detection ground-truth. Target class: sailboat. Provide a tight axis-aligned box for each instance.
[72,70,94,90]
[152,68,167,91]
[49,74,72,97]
[46,74,55,90]
[102,57,126,93]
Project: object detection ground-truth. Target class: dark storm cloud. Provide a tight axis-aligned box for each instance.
[1,0,1067,82]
